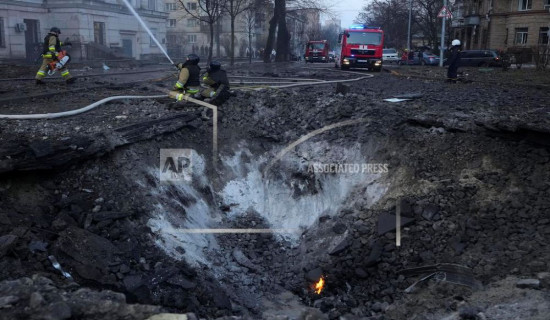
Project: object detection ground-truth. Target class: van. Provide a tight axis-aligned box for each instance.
[458,50,503,67]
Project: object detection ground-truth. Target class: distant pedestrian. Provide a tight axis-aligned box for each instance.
[447,39,462,83]
[271,49,276,62]
[408,50,414,62]
[401,49,409,64]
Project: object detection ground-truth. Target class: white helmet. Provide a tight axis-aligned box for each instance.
[452,39,461,46]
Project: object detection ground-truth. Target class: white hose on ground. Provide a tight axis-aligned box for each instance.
[0,95,166,120]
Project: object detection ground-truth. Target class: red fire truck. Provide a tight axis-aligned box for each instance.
[305,40,330,63]
[336,25,384,71]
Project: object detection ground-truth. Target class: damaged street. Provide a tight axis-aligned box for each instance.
[0,59,549,320]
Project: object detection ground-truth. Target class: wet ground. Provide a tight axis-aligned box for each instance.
[0,62,549,320]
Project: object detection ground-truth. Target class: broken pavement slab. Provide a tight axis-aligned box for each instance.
[305,268,324,282]
[393,93,423,99]
[0,234,18,257]
[232,248,262,272]
[516,279,540,289]
[378,212,415,235]
[54,226,120,270]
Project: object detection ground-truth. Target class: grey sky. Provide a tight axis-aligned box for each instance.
[331,0,367,28]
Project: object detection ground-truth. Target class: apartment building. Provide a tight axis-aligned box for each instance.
[165,0,208,58]
[0,0,168,61]
[452,0,550,50]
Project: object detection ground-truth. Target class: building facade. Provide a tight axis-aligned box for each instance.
[165,0,209,59]
[0,0,168,61]
[452,0,550,50]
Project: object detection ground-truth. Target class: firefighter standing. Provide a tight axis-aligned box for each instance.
[170,54,201,102]
[35,27,75,85]
[199,61,230,104]
[447,39,462,83]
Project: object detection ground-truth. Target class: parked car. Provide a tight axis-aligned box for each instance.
[456,50,504,67]
[328,51,336,62]
[399,51,440,66]
[382,48,399,63]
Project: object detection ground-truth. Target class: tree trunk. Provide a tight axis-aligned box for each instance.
[249,29,252,64]
[264,14,277,63]
[275,0,289,62]
[216,20,221,58]
[209,22,214,63]
[230,15,235,66]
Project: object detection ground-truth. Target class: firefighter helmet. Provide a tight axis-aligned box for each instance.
[209,61,221,71]
[186,54,200,65]
[451,39,461,46]
[50,27,61,34]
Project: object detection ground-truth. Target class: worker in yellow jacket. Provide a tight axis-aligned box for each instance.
[170,54,201,102]
[35,27,75,85]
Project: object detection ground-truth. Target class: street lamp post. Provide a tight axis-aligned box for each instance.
[439,0,447,67]
[407,0,412,52]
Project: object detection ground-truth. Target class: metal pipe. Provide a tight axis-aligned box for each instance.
[407,0,412,52]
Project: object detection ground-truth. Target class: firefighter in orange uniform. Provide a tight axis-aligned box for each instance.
[35,27,75,85]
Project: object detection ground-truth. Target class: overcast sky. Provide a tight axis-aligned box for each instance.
[328,0,367,28]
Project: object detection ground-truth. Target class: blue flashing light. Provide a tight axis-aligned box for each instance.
[349,24,381,30]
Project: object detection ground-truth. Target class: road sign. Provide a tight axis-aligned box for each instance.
[438,6,452,18]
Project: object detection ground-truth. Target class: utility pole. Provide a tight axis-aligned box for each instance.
[407,0,412,52]
[439,0,447,67]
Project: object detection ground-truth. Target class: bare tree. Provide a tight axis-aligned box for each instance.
[355,0,410,49]
[242,5,257,63]
[264,0,331,62]
[177,0,227,63]
[225,0,253,65]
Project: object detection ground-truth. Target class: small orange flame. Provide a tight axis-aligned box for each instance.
[314,277,325,294]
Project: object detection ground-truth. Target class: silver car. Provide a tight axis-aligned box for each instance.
[383,48,399,63]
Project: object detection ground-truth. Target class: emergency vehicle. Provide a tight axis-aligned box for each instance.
[336,25,384,71]
[305,40,330,63]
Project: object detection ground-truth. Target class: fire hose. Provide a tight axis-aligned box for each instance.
[0,67,373,168]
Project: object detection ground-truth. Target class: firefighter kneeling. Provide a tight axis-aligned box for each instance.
[35,27,75,85]
[169,53,201,102]
[198,61,230,105]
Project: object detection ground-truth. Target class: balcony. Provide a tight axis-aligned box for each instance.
[452,18,465,28]
[465,15,480,25]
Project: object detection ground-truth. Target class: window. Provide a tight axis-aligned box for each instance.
[167,34,177,45]
[150,28,157,46]
[187,34,197,43]
[187,19,198,27]
[515,28,528,45]
[187,2,197,10]
[168,19,177,27]
[545,0,550,7]
[94,22,106,45]
[346,32,383,45]
[540,27,549,45]
[148,0,156,10]
[518,0,531,11]
[165,3,177,11]
[0,17,5,48]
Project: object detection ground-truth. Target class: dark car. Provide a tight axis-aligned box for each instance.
[451,50,503,67]
[399,51,440,66]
